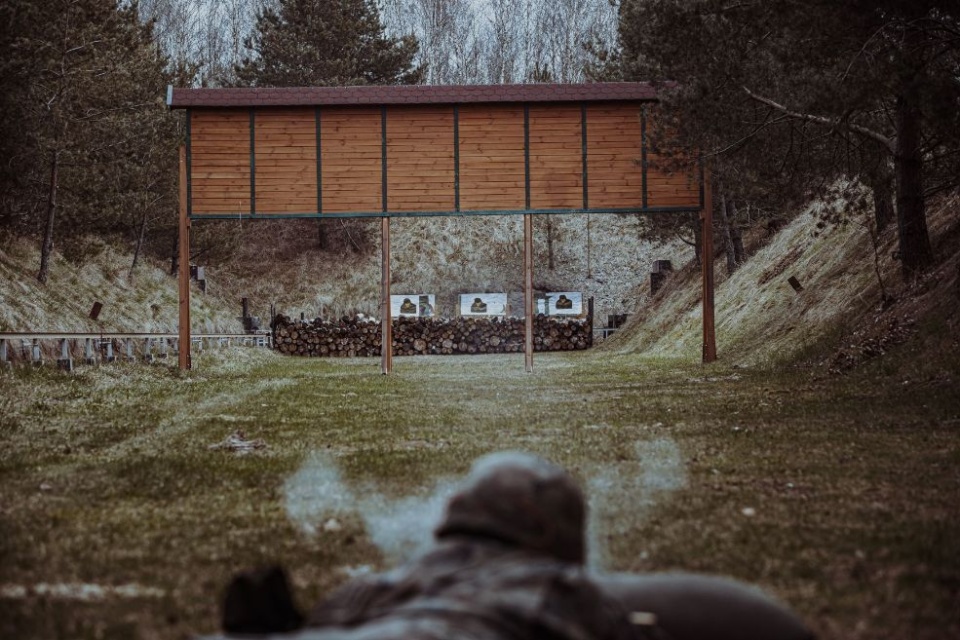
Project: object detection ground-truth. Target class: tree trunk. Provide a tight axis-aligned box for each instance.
[37,150,59,284]
[130,205,148,280]
[868,159,895,232]
[546,217,555,270]
[317,219,329,251]
[170,229,179,275]
[719,192,737,275]
[728,200,746,265]
[893,30,933,278]
[690,212,702,266]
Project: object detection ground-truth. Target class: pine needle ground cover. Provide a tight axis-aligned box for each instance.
[1,349,958,640]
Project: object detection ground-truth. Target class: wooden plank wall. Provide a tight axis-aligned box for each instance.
[321,108,382,213]
[255,108,316,214]
[458,104,526,210]
[387,106,456,211]
[190,110,251,214]
[529,105,583,210]
[585,104,644,209]
[188,102,699,216]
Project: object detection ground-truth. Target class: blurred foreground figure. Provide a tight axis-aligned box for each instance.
[219,452,814,640]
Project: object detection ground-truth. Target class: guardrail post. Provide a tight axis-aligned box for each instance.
[0,333,273,368]
[57,338,73,371]
[104,340,115,363]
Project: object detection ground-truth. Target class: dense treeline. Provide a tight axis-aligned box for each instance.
[0,0,180,282]
[138,0,618,87]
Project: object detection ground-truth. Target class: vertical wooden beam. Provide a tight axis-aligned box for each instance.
[249,108,256,216]
[524,213,534,373]
[523,105,534,372]
[381,106,388,213]
[582,103,592,279]
[640,105,649,209]
[185,109,192,217]
[178,144,192,370]
[524,105,531,210]
[380,106,392,374]
[701,166,717,363]
[381,217,393,374]
[581,103,589,210]
[453,105,460,212]
[315,107,323,213]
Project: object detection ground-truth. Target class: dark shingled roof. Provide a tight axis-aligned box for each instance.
[167,82,662,109]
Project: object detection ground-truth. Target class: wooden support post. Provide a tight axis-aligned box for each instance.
[701,167,717,363]
[587,296,595,348]
[178,144,192,370]
[31,339,41,365]
[524,213,534,373]
[381,216,393,374]
[0,339,8,365]
[84,338,95,365]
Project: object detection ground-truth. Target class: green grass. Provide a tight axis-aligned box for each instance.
[1,348,958,640]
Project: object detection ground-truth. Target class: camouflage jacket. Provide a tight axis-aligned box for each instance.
[305,538,642,640]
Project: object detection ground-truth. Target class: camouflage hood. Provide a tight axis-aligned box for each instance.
[434,452,586,564]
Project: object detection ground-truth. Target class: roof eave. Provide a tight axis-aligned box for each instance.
[166,82,664,110]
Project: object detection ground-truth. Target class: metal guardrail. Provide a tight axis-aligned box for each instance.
[593,327,621,340]
[0,332,272,369]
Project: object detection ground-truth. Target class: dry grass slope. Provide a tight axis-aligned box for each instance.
[607,190,960,376]
[0,238,241,333]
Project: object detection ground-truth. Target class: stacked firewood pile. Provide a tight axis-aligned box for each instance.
[272,314,592,357]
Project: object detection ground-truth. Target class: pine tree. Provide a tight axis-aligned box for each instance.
[235,0,423,87]
[0,0,177,283]
[235,0,423,256]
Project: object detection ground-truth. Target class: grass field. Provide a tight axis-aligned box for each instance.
[1,348,958,640]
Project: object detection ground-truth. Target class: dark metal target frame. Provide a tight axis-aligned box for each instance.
[167,82,716,373]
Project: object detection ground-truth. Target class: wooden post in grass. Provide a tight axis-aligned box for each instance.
[701,166,717,363]
[381,217,393,374]
[178,145,192,370]
[524,213,534,373]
